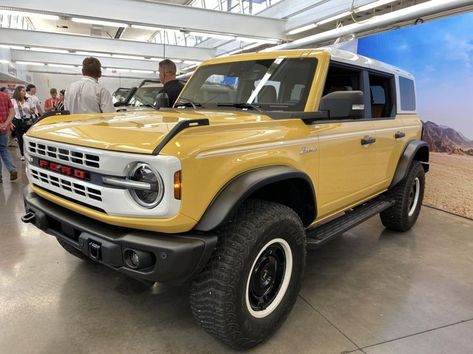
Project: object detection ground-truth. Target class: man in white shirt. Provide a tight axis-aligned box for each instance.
[26,84,43,118]
[64,57,115,114]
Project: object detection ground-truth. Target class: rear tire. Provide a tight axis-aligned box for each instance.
[56,238,89,261]
[380,161,425,231]
[190,199,306,350]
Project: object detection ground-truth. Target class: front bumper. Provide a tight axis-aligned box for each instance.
[23,186,217,283]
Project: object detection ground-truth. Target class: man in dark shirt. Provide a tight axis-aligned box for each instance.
[158,59,184,107]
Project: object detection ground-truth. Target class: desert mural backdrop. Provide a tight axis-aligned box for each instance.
[357,12,473,220]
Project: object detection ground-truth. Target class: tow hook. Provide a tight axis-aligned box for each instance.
[21,211,36,224]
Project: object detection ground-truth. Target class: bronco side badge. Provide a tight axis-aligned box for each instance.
[300,146,317,155]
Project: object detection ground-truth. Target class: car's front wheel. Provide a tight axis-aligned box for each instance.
[190,199,306,349]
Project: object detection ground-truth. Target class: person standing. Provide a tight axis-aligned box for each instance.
[44,88,60,112]
[158,59,184,107]
[26,84,44,119]
[56,89,65,111]
[11,86,32,161]
[0,90,18,183]
[64,57,114,114]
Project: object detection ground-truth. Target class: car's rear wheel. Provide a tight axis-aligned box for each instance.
[190,199,306,349]
[380,161,425,231]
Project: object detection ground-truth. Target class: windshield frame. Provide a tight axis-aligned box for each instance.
[128,85,163,108]
[175,56,319,113]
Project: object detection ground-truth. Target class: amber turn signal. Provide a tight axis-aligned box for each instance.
[174,171,182,200]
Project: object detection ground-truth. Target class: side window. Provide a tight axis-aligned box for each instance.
[399,77,416,111]
[321,63,363,119]
[369,73,395,118]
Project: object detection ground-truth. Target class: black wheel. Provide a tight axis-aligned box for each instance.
[190,199,306,350]
[56,238,89,261]
[380,161,425,232]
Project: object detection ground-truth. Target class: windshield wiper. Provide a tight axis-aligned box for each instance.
[175,97,202,109]
[217,103,262,111]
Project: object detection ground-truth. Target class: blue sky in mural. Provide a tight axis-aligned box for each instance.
[358,12,473,139]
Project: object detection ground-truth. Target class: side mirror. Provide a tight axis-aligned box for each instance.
[155,92,170,109]
[320,91,365,119]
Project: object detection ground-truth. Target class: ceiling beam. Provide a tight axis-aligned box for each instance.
[10,50,160,71]
[280,0,473,49]
[24,66,155,79]
[1,0,286,39]
[0,28,215,61]
[282,0,378,33]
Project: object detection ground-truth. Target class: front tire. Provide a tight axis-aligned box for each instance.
[380,161,425,231]
[190,199,306,350]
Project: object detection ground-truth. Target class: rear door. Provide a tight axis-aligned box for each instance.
[315,63,378,218]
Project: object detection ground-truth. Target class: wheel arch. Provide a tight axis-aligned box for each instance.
[195,166,317,232]
[390,140,429,188]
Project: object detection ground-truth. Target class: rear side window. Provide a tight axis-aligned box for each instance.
[369,73,395,118]
[399,77,416,111]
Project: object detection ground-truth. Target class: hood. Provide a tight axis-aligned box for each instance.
[27,110,273,154]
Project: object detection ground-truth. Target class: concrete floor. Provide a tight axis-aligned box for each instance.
[1,151,473,354]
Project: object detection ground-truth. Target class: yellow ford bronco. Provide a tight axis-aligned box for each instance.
[22,47,428,349]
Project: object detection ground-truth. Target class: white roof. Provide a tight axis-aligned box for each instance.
[320,47,414,79]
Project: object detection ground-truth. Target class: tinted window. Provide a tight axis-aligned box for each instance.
[399,77,416,111]
[371,86,385,104]
[369,73,394,118]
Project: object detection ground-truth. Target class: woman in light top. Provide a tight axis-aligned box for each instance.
[11,86,32,161]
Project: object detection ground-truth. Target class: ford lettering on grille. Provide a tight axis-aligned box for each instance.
[38,159,90,181]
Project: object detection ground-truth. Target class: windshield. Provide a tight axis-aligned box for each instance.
[177,57,317,111]
[128,86,163,107]
[112,88,131,104]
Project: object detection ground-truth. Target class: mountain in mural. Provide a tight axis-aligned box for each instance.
[422,121,473,156]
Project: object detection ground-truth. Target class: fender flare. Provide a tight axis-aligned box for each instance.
[390,140,429,188]
[195,166,316,232]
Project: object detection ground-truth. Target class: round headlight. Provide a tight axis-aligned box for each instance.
[128,163,164,208]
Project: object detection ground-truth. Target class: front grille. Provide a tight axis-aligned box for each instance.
[31,168,102,201]
[28,141,100,168]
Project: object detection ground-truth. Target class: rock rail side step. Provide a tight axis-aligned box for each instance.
[306,197,395,250]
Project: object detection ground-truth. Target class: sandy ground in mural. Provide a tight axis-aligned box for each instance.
[423,152,473,220]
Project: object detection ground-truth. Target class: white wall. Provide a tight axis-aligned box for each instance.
[0,47,33,84]
[31,73,150,104]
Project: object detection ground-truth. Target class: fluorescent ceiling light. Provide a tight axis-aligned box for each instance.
[182,64,198,71]
[287,23,318,35]
[316,11,352,25]
[355,0,397,12]
[236,37,279,44]
[242,43,265,51]
[75,51,111,57]
[225,48,244,56]
[0,44,25,50]
[131,69,154,74]
[30,47,69,54]
[149,57,163,61]
[131,24,163,31]
[112,54,146,60]
[189,31,235,41]
[16,61,45,66]
[71,18,129,28]
[0,10,59,20]
[183,60,201,65]
[47,64,76,68]
[115,68,130,73]
[0,59,10,64]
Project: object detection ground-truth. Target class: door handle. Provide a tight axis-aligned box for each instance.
[361,136,376,146]
[395,131,406,139]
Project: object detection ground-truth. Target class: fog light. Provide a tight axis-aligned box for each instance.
[123,249,155,270]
